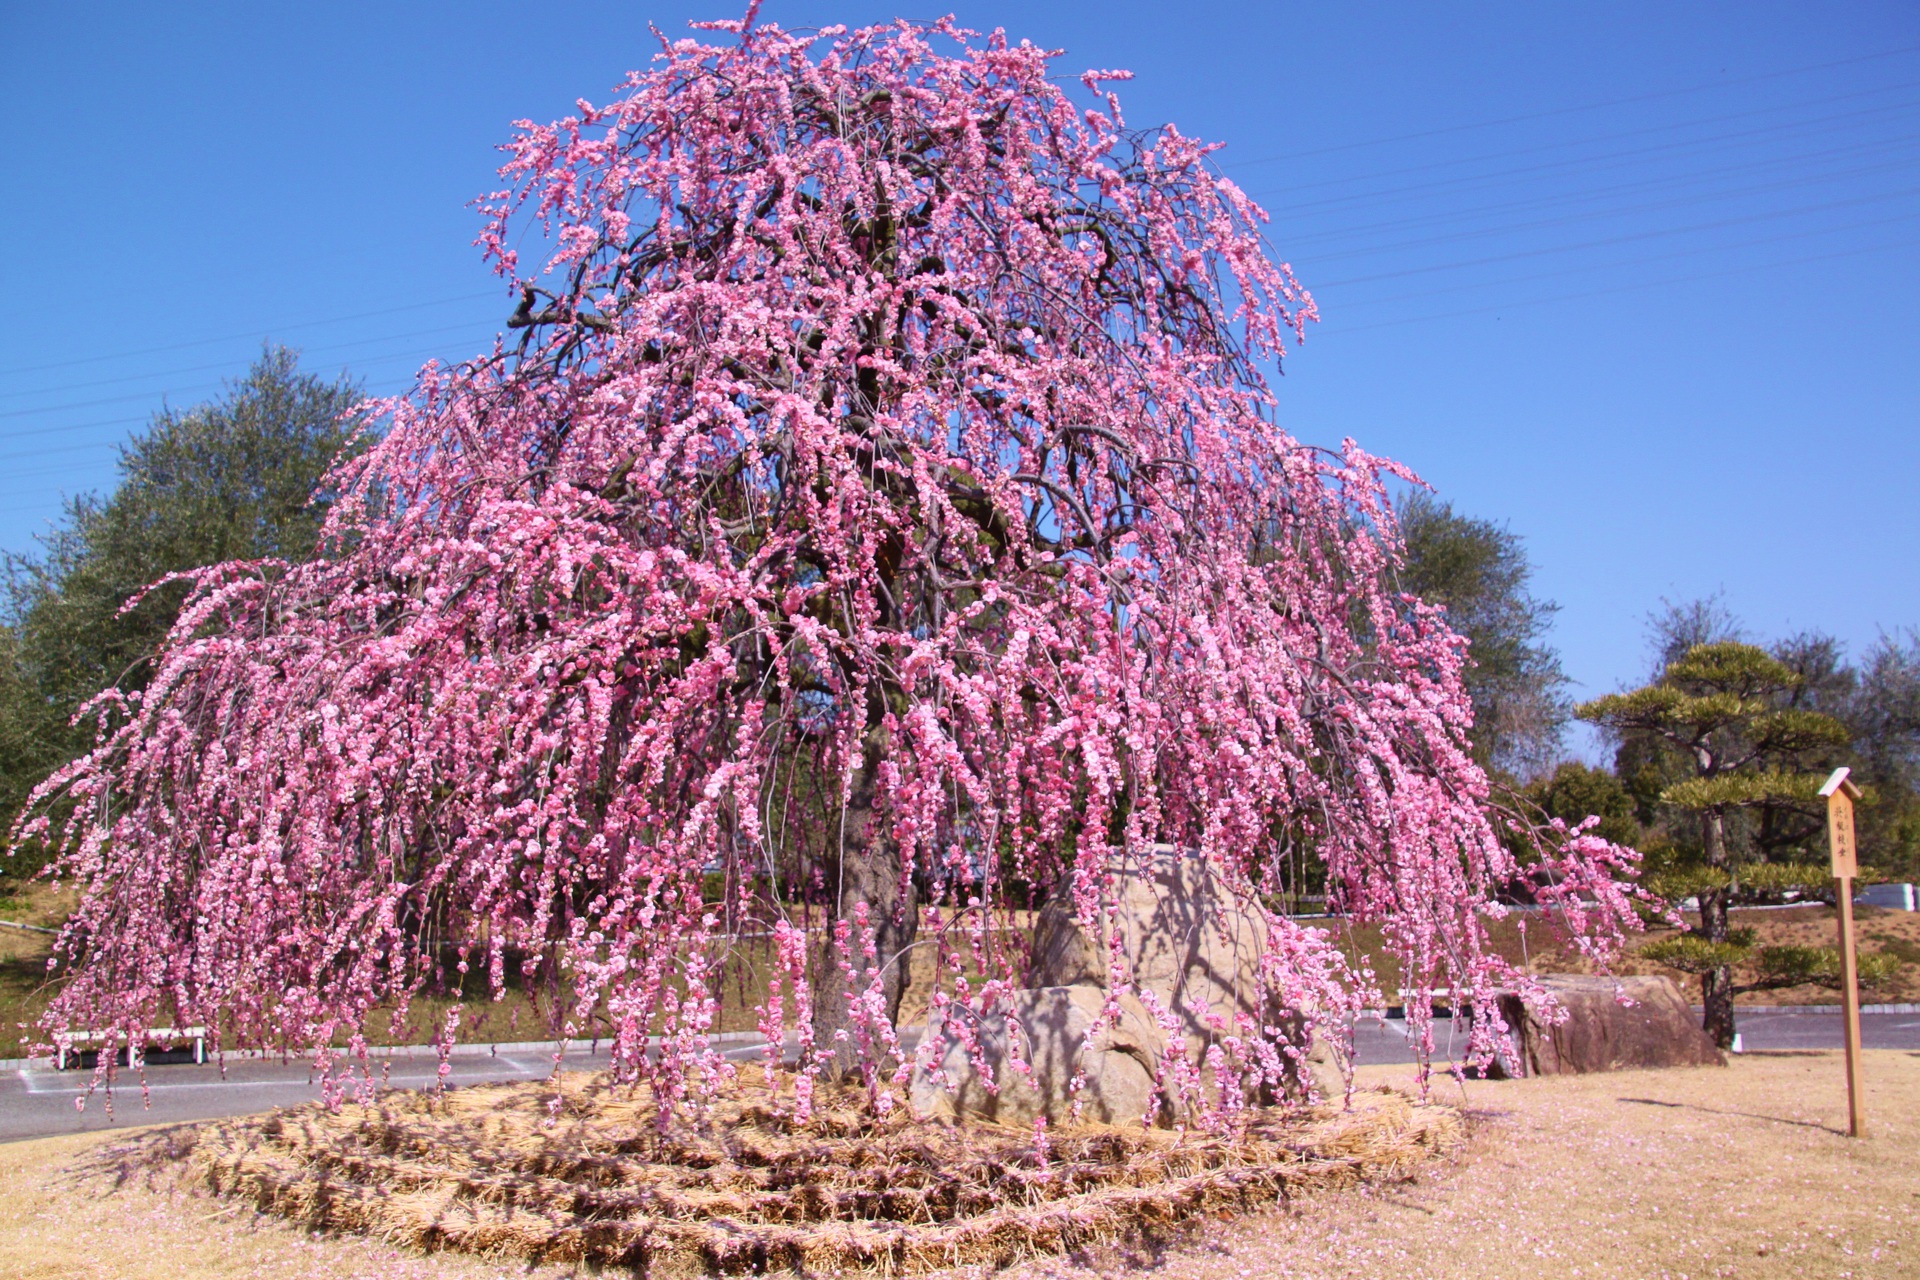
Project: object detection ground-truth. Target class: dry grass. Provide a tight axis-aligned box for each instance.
[995,1050,1920,1280]
[1,1052,1914,1278]
[119,1068,1458,1276]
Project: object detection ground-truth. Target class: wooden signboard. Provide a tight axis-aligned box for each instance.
[1819,767,1866,1139]
[1827,786,1857,878]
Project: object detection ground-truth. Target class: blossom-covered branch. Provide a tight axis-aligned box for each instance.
[20,14,1641,1117]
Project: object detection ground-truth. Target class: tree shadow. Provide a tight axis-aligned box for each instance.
[1617,1095,1845,1136]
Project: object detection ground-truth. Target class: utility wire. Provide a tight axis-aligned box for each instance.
[4,54,1918,477]
[3,183,1914,452]
[0,290,503,380]
[0,346,477,444]
[0,320,502,406]
[10,74,1916,398]
[1321,234,1920,336]
[1341,207,1920,310]
[1251,91,1920,215]
[1227,43,1920,169]
[1,203,1912,469]
[1272,130,1920,250]
[1311,185,1920,288]
[1291,161,1920,266]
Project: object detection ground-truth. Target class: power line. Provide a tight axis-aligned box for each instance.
[9,73,1914,420]
[0,235,1908,504]
[0,320,501,406]
[1319,234,1920,337]
[1309,185,1920,288]
[0,344,478,445]
[1340,208,1920,311]
[1227,43,1920,170]
[2,208,1913,470]
[4,183,1914,452]
[1289,159,1920,266]
[1271,128,1920,251]
[1252,90,1920,216]
[4,54,1917,485]
[0,290,503,381]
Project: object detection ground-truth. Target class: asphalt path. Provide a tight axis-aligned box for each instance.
[1350,1008,1920,1064]
[0,1041,765,1143]
[3,1010,1914,1144]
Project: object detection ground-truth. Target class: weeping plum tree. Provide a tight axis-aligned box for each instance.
[23,14,1641,1115]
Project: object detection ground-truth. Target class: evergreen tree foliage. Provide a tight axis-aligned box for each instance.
[1851,631,1920,876]
[1520,761,1641,850]
[1774,628,1920,880]
[1395,492,1568,779]
[1579,640,1853,1047]
[0,348,364,875]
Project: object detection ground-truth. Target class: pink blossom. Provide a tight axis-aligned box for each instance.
[16,14,1641,1117]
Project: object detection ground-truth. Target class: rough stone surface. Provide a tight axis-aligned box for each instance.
[908,985,1165,1125]
[1500,975,1725,1075]
[1290,1017,1349,1101]
[1024,845,1340,1104]
[1027,845,1273,1049]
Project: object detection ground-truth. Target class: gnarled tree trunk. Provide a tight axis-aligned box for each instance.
[1698,808,1736,1049]
[810,729,919,1081]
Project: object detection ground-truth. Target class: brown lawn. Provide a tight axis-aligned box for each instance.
[1000,1050,1920,1280]
[0,1050,1913,1279]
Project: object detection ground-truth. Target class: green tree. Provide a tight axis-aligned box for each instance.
[2,347,364,873]
[1776,629,1920,881]
[1851,632,1920,878]
[1521,761,1641,849]
[1395,492,1568,779]
[1578,641,1851,1047]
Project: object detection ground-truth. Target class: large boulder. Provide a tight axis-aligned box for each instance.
[1026,845,1341,1102]
[908,985,1165,1126]
[1499,975,1724,1075]
[1028,845,1270,1044]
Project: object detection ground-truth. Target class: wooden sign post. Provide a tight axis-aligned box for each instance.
[1819,767,1866,1138]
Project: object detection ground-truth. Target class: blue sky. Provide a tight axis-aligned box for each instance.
[2,1,1915,741]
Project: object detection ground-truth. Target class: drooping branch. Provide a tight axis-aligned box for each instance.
[20,14,1643,1119]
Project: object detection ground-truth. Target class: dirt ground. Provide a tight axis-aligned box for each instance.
[0,1051,1912,1279]
[997,1051,1920,1280]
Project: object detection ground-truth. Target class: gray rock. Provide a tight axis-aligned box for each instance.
[1027,845,1337,1102]
[1498,974,1725,1075]
[908,985,1165,1126]
[1028,846,1271,1046]
[1281,1015,1348,1101]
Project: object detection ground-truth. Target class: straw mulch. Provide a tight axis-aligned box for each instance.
[149,1068,1462,1275]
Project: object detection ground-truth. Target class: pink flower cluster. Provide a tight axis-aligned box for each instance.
[20,14,1640,1112]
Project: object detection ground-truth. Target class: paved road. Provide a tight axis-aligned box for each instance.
[0,1041,768,1144]
[1351,1009,1920,1065]
[3,1011,1914,1144]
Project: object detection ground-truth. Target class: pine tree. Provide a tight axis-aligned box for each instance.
[1578,642,1853,1047]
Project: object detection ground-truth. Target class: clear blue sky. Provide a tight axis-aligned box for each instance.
[2,1,1915,740]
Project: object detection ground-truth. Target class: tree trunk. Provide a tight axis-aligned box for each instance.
[810,728,919,1081]
[1698,808,1736,1049]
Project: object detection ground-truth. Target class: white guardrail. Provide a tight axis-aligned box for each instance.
[54,1027,207,1070]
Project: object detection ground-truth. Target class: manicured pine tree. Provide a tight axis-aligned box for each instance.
[1579,642,1851,1047]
